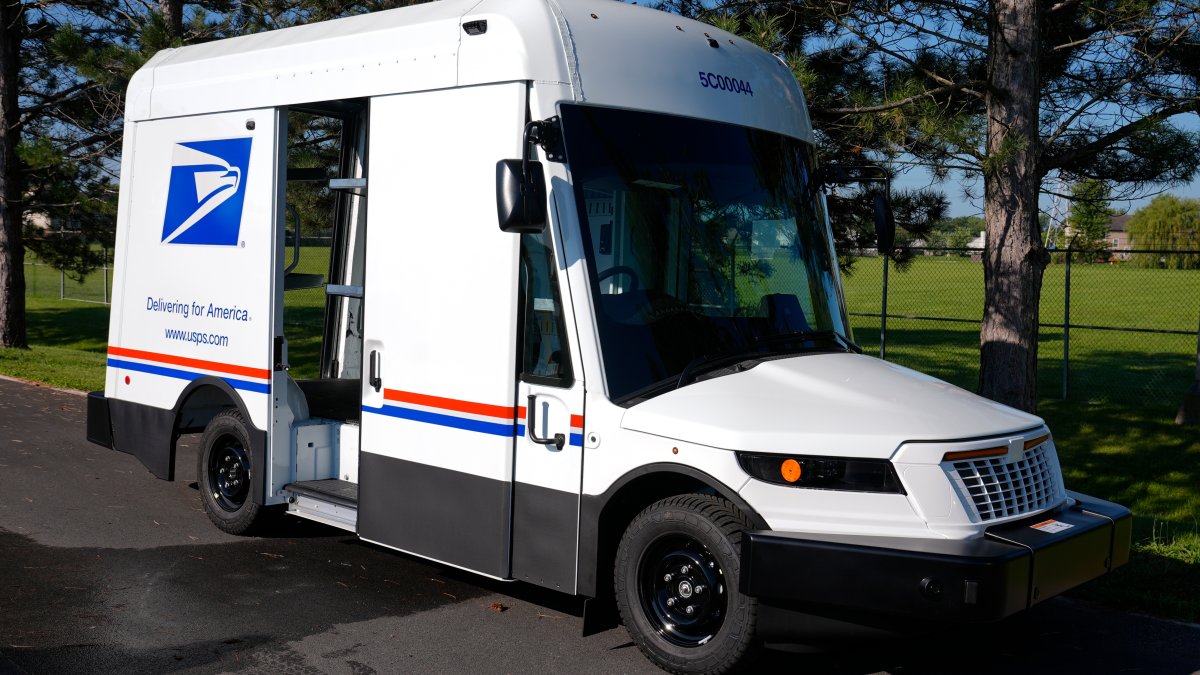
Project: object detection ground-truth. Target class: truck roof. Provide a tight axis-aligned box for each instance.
[127,0,812,142]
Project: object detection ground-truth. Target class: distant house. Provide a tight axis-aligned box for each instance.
[24,211,51,232]
[1107,214,1131,259]
[963,231,985,261]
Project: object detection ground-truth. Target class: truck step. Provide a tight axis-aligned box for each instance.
[285,479,358,531]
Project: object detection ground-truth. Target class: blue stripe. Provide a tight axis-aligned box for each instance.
[363,404,518,437]
[108,358,270,394]
[569,433,584,447]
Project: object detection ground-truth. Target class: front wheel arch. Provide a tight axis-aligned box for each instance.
[615,494,759,674]
[578,464,767,630]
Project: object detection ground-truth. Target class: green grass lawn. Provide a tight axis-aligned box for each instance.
[842,255,1200,403]
[4,252,1199,622]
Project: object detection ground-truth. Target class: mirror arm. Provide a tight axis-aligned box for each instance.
[522,121,542,189]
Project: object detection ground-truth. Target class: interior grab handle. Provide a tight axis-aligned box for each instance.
[369,350,382,392]
[526,395,565,450]
[285,205,302,274]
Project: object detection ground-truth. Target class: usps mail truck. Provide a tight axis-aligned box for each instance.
[86,0,1131,672]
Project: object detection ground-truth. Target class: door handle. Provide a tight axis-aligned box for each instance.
[526,395,565,450]
[369,350,382,392]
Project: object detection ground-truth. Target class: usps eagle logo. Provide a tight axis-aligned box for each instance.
[161,138,253,245]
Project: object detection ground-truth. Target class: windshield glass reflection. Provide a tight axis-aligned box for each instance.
[560,104,851,403]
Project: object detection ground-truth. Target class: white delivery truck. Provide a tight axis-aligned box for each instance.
[86,0,1131,672]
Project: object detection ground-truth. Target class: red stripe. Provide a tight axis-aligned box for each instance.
[108,346,270,380]
[385,389,516,419]
[383,390,583,426]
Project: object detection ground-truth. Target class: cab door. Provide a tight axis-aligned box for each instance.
[511,229,586,592]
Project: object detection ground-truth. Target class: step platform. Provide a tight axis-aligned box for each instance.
[284,479,358,531]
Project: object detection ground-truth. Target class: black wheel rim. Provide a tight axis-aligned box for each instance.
[208,435,250,512]
[637,533,728,648]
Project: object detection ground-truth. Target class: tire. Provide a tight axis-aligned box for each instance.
[198,409,272,534]
[615,494,758,675]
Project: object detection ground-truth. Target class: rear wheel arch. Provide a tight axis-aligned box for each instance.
[172,377,253,435]
[171,377,268,505]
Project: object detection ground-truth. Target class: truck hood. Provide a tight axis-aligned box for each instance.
[620,352,1042,458]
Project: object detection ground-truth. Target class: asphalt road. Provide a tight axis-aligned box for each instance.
[0,376,1198,675]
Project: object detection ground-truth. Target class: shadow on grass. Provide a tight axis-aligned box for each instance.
[1071,519,1200,624]
[25,300,111,352]
[850,321,1197,407]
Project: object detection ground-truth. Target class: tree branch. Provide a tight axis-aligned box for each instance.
[821,80,987,114]
[1048,0,1086,13]
[1041,99,1200,173]
[884,13,987,54]
[15,81,98,130]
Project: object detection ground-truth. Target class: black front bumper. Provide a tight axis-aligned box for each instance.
[741,492,1130,632]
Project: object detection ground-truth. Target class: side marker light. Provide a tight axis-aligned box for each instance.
[780,458,802,483]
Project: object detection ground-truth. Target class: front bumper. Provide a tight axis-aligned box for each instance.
[741,491,1130,632]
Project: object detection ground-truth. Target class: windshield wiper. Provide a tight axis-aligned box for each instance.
[674,349,762,390]
[674,330,860,391]
[756,329,861,354]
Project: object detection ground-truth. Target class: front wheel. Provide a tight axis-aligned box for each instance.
[198,409,272,534]
[615,494,758,674]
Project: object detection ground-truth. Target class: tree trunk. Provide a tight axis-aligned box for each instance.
[978,0,1045,412]
[162,0,183,40]
[0,0,27,350]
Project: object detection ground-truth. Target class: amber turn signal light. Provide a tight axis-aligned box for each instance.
[780,458,802,483]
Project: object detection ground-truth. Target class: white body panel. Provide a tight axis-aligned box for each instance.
[105,109,278,431]
[125,0,810,143]
[358,83,525,480]
[620,353,1042,457]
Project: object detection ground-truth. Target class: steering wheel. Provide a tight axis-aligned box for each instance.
[597,265,640,293]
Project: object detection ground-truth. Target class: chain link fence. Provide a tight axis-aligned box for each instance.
[843,247,1200,404]
[24,241,1200,405]
[25,250,113,304]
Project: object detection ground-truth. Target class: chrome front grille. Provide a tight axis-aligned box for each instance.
[952,444,1062,522]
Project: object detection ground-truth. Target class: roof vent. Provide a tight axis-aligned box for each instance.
[463,20,487,36]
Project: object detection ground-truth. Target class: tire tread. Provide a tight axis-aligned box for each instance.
[614,493,758,675]
[198,409,274,535]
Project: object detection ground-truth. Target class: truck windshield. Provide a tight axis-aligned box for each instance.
[560,104,852,404]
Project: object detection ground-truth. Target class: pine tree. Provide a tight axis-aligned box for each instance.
[700,0,1200,411]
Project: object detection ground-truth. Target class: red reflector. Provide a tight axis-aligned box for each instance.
[943,446,1007,462]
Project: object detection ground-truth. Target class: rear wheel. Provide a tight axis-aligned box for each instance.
[615,494,758,674]
[198,409,271,534]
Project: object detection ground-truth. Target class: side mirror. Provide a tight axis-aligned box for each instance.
[873,192,896,254]
[496,159,547,233]
[817,163,895,253]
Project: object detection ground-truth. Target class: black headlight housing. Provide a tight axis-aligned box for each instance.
[736,453,905,494]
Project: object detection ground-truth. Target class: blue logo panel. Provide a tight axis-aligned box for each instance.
[161,137,253,245]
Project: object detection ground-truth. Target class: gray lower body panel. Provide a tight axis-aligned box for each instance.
[356,453,579,590]
[511,481,578,592]
[357,453,513,579]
